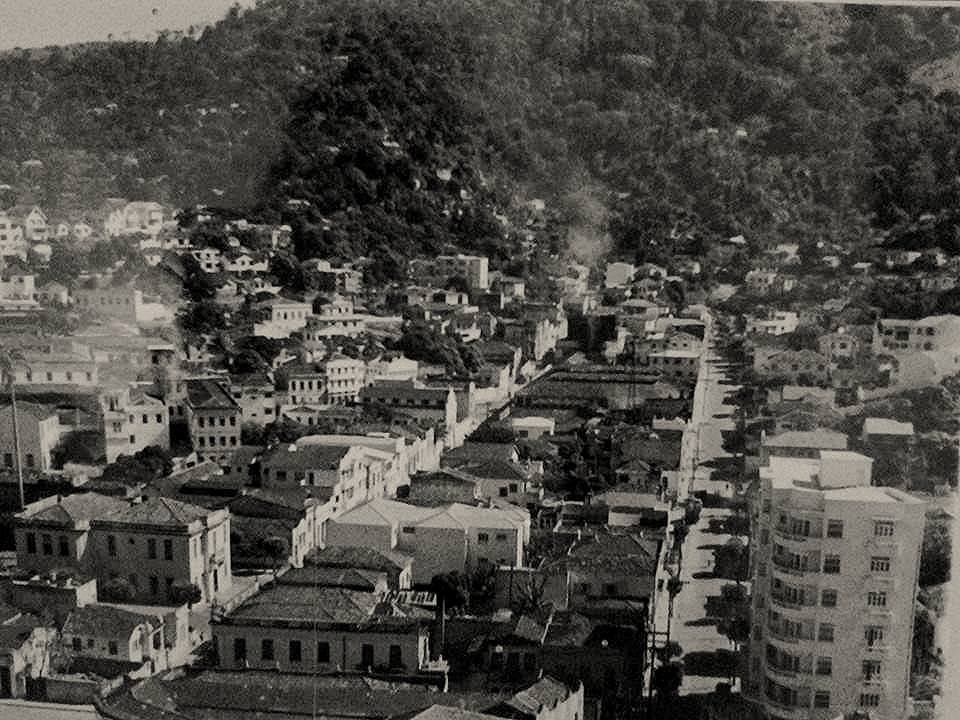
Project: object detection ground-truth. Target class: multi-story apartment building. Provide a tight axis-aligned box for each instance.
[747,451,925,720]
[185,379,241,465]
[14,493,233,604]
[873,314,960,354]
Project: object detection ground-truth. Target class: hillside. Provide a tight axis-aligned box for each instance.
[4,1,960,274]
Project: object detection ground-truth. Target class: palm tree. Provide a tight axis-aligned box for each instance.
[0,349,26,510]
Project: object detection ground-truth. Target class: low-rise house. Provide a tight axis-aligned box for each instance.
[861,417,915,444]
[511,416,555,440]
[211,585,436,675]
[818,328,866,360]
[6,205,48,242]
[646,350,699,381]
[0,610,53,699]
[296,434,411,497]
[253,298,313,338]
[3,343,98,387]
[367,356,420,384]
[0,212,27,260]
[759,429,848,464]
[744,311,799,336]
[100,386,170,464]
[327,498,529,585]
[361,381,458,446]
[62,605,167,674]
[192,246,222,273]
[304,546,414,590]
[485,676,584,720]
[74,282,144,324]
[227,492,322,570]
[185,379,242,465]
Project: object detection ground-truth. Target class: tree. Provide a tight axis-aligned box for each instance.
[713,537,750,583]
[100,577,135,603]
[655,640,683,665]
[652,662,683,699]
[169,583,203,606]
[432,571,469,613]
[180,300,228,337]
[919,512,952,587]
[100,446,173,486]
[717,583,751,650]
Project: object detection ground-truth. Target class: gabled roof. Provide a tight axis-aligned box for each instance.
[99,496,213,527]
[21,493,128,525]
[226,585,429,626]
[443,442,518,465]
[763,429,848,450]
[278,566,386,591]
[498,676,573,716]
[260,444,352,472]
[305,545,413,572]
[64,605,160,638]
[185,379,239,410]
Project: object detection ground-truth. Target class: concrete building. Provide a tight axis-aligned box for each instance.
[100,387,170,464]
[746,452,925,720]
[15,493,233,604]
[746,311,800,337]
[228,373,277,425]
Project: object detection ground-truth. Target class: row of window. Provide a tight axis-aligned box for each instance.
[232,638,403,668]
[198,435,238,447]
[3,453,36,468]
[17,370,94,383]
[197,416,237,428]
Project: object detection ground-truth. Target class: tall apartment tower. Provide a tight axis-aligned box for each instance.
[746,450,925,720]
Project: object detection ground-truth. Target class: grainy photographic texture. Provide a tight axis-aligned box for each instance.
[0,1,957,719]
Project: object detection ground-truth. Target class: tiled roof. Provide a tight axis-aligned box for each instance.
[64,605,160,638]
[542,611,593,647]
[260,443,351,471]
[185,378,238,410]
[763,429,848,450]
[226,585,429,626]
[100,496,213,527]
[278,566,386,591]
[450,459,529,482]
[500,676,572,715]
[305,545,413,571]
[362,382,452,403]
[22,492,127,525]
[443,442,518,464]
[0,617,42,650]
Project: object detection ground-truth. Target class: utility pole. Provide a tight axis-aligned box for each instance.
[1,350,25,511]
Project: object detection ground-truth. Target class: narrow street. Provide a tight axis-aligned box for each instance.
[652,320,747,698]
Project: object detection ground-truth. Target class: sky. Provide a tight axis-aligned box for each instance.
[0,0,256,50]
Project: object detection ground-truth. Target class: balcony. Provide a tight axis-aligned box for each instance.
[766,624,814,645]
[771,556,816,577]
[773,525,819,544]
[769,592,816,612]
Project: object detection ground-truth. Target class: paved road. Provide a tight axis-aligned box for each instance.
[673,336,746,696]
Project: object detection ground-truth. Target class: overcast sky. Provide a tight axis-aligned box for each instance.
[0,0,255,50]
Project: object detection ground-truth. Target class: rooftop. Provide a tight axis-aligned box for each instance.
[19,492,128,525]
[305,545,413,572]
[99,496,214,528]
[762,429,848,450]
[863,417,915,436]
[64,605,162,638]
[185,378,239,410]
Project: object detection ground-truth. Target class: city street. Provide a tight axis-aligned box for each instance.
[651,321,746,698]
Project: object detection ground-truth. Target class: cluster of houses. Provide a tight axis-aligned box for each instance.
[0,203,722,719]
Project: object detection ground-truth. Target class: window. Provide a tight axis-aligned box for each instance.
[816,657,832,676]
[822,555,840,574]
[867,591,887,608]
[234,638,247,663]
[148,539,157,559]
[156,414,163,423]
[150,576,159,595]
[821,589,837,607]
[142,414,148,424]
[389,644,403,668]
[495,533,508,541]
[72,637,82,651]
[818,624,834,642]
[499,487,509,497]
[24,454,34,468]
[2,453,11,467]
[108,641,118,655]
[164,539,173,561]
[863,659,882,681]
[58,535,69,556]
[478,533,489,544]
[107,535,117,556]
[261,639,274,661]
[870,557,890,573]
[865,626,885,647]
[813,691,830,709]
[289,640,302,663]
[42,534,52,555]
[129,435,136,445]
[361,643,374,668]
[760,528,769,545]
[165,577,174,596]
[826,520,843,538]
[317,641,330,663]
[25,532,36,554]
[604,583,618,596]
[874,521,895,537]
[860,694,881,708]
[87,638,94,648]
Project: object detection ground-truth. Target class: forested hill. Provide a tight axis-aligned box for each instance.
[4,1,960,273]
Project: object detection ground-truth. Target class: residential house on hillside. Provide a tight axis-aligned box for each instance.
[228,373,276,425]
[753,348,831,385]
[0,212,27,260]
[5,205,48,242]
[874,315,960,353]
[744,311,799,337]
[227,492,322,570]
[361,381,458,446]
[759,429,849,464]
[0,609,53,699]
[253,298,313,338]
[15,493,232,604]
[604,262,635,289]
[100,386,170,464]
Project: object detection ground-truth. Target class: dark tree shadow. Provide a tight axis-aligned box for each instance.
[682,649,740,678]
[684,617,718,627]
[691,571,717,580]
